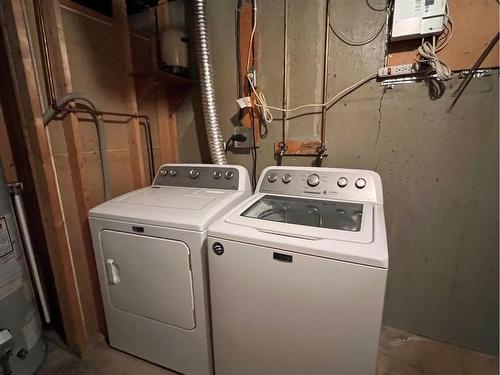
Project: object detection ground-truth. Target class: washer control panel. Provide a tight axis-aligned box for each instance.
[258,167,382,203]
[153,165,240,190]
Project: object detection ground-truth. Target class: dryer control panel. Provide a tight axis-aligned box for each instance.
[257,167,383,204]
[153,164,241,190]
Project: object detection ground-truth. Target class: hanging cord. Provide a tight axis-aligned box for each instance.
[329,0,391,46]
[416,3,454,80]
[249,73,378,124]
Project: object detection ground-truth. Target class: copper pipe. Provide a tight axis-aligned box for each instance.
[320,0,331,150]
[281,0,288,149]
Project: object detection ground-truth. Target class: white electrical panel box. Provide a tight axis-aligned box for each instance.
[391,0,447,41]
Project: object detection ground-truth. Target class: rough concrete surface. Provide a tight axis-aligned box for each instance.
[186,0,500,355]
[38,327,498,375]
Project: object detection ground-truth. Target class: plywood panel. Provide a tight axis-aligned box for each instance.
[387,0,499,70]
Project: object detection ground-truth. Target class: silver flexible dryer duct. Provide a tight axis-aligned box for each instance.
[192,0,227,164]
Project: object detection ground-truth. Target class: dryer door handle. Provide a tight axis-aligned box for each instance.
[106,259,120,285]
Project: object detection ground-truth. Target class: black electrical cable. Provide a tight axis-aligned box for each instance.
[250,107,258,191]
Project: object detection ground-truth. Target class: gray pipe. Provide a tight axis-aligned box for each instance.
[43,94,111,201]
[192,0,227,164]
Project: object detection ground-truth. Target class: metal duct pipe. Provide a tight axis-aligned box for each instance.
[192,0,227,164]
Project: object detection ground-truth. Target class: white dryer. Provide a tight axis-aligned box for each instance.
[208,166,388,375]
[89,164,251,375]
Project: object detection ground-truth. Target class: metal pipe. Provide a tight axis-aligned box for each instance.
[192,0,227,164]
[33,0,56,106]
[281,0,288,149]
[9,183,51,324]
[55,107,156,183]
[320,0,331,150]
[44,98,111,200]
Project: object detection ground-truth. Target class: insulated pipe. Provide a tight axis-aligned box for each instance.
[10,183,51,324]
[43,94,111,200]
[192,0,227,164]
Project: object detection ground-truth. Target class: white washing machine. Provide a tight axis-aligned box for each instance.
[208,166,388,375]
[89,164,251,375]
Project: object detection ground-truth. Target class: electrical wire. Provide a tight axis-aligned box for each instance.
[248,73,378,123]
[329,0,390,46]
[365,0,387,12]
[416,3,453,80]
[246,0,257,71]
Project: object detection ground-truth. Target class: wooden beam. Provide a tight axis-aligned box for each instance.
[42,0,106,339]
[0,104,17,183]
[112,0,146,188]
[238,1,260,145]
[156,88,179,164]
[0,0,87,353]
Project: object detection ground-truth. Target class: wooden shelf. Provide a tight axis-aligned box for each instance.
[132,70,195,111]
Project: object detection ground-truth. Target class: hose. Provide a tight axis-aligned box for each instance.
[192,0,227,164]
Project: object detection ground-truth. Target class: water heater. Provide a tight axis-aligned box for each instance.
[0,163,45,374]
[391,0,447,41]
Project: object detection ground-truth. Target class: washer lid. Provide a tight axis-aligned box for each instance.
[226,194,373,244]
[89,186,249,231]
[210,194,388,268]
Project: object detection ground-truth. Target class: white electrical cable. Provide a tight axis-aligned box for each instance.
[329,0,389,46]
[416,2,453,80]
[249,73,378,123]
[246,1,257,71]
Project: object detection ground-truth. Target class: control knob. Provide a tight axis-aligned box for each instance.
[160,169,168,176]
[337,177,348,188]
[282,174,292,184]
[189,169,200,179]
[307,174,320,187]
[267,173,278,183]
[168,169,177,177]
[355,178,366,189]
[213,171,222,179]
[225,171,234,179]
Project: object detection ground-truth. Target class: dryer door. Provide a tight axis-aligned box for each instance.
[100,230,195,330]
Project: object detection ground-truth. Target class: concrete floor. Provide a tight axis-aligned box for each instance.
[38,326,498,375]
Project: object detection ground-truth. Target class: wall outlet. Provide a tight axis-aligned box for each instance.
[378,64,420,78]
[233,126,255,149]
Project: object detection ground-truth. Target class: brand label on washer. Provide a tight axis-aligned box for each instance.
[212,242,224,256]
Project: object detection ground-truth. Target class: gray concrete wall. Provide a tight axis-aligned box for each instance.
[178,0,499,354]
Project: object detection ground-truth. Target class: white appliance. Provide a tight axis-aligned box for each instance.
[391,0,447,41]
[208,166,388,375]
[89,164,251,375]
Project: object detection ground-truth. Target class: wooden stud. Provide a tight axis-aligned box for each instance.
[156,88,179,163]
[112,0,146,188]
[42,0,106,338]
[0,0,87,353]
[0,104,17,183]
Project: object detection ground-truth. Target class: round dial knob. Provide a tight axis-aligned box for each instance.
[160,168,168,176]
[307,174,320,187]
[213,171,222,179]
[337,177,348,188]
[225,171,234,179]
[189,169,200,179]
[267,173,278,183]
[355,178,366,189]
[282,174,292,184]
[168,169,177,177]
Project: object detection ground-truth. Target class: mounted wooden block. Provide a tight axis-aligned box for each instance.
[274,140,322,156]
